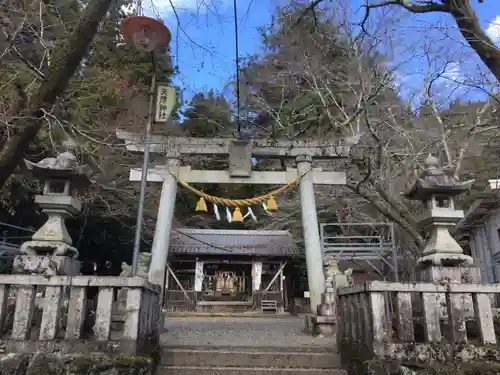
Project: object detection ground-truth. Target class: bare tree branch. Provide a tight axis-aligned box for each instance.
[306,0,500,81]
[0,0,114,187]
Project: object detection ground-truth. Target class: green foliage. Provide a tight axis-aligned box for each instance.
[182,91,235,137]
[239,2,393,139]
[0,0,178,271]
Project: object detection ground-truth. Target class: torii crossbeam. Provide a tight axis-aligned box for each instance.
[117,130,358,311]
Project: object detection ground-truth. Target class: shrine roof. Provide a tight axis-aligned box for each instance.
[169,229,297,257]
[455,180,500,230]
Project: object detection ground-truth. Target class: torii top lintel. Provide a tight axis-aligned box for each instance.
[116,130,360,159]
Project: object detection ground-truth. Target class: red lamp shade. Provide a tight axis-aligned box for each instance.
[120,16,171,52]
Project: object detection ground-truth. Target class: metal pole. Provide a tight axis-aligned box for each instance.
[131,52,157,276]
[390,223,398,282]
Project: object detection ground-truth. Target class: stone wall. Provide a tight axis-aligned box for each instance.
[365,360,500,375]
[0,352,154,375]
[337,281,500,375]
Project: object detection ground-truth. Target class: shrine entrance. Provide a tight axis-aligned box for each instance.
[117,130,358,312]
[164,228,293,313]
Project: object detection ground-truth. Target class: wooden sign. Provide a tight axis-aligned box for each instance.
[155,84,176,123]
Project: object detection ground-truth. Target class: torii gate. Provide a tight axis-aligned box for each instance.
[117,130,358,311]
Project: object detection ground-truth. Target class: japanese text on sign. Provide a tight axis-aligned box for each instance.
[155,85,176,123]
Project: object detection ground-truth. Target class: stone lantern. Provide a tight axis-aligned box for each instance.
[13,151,92,276]
[404,154,478,282]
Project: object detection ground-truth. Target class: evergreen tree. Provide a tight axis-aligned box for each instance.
[182,91,234,137]
[240,3,396,139]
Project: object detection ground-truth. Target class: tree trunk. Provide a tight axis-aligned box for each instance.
[450,1,500,81]
[0,0,113,187]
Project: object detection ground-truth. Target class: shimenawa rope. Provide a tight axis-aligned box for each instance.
[170,167,312,207]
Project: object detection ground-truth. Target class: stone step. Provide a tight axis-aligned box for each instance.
[161,348,342,369]
[156,366,347,375]
[165,312,286,318]
[160,344,338,354]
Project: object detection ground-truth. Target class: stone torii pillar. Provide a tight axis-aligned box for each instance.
[148,158,179,289]
[117,130,358,312]
[297,155,325,310]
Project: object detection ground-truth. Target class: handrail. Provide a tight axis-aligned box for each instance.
[323,235,382,239]
[337,279,500,368]
[0,274,160,292]
[337,280,500,295]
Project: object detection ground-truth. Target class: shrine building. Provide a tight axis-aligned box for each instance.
[164,229,297,313]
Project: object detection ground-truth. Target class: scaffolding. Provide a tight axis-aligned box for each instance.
[320,222,398,281]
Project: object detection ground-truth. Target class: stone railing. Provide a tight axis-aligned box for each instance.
[0,275,160,356]
[337,281,500,370]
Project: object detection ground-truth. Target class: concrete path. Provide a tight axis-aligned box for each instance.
[161,316,336,348]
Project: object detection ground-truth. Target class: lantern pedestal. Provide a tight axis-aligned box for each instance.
[16,193,81,276]
[416,208,473,267]
[418,264,482,283]
[21,195,80,257]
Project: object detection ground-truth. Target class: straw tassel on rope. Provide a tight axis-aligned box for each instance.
[195,197,208,212]
[266,196,277,211]
[232,207,244,223]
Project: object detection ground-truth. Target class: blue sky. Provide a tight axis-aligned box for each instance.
[141,0,500,104]
[153,0,277,99]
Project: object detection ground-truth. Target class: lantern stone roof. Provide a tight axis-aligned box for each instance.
[23,151,93,188]
[404,154,474,201]
[169,229,297,257]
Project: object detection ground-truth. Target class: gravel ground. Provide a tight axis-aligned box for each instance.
[161,316,336,348]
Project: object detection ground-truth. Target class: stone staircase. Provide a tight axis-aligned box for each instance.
[157,345,347,375]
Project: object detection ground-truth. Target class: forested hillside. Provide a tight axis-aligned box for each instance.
[0,0,498,276]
